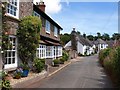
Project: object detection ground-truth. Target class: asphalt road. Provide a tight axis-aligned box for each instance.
[28,55,113,88]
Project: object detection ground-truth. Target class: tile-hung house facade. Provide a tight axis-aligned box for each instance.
[33,2,63,65]
[2,0,62,70]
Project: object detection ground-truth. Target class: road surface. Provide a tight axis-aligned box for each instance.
[27,55,113,88]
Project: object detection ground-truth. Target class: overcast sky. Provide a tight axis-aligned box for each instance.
[33,0,118,36]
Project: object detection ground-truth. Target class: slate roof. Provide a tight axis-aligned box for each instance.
[106,40,114,48]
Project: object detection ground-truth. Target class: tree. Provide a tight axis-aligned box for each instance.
[60,33,71,46]
[102,33,110,41]
[111,33,120,40]
[87,35,94,41]
[17,16,41,64]
[83,33,86,38]
[97,32,101,39]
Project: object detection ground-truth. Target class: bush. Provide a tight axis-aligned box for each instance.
[102,47,120,87]
[33,58,45,73]
[62,51,69,61]
[99,48,111,66]
[59,58,65,64]
[53,59,60,66]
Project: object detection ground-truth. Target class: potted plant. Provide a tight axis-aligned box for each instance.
[20,63,29,77]
[13,72,21,79]
[53,59,60,67]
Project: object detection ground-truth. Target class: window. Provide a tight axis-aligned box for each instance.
[46,46,53,58]
[54,26,58,37]
[58,46,62,57]
[5,36,16,65]
[7,0,19,18]
[45,20,50,33]
[33,11,40,18]
[36,45,46,59]
[101,44,103,48]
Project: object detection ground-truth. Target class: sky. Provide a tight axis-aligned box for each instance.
[33,0,118,36]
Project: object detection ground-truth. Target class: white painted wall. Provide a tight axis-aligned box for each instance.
[77,42,84,55]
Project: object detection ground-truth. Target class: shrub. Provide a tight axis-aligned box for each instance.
[103,47,120,87]
[53,59,60,66]
[62,51,69,61]
[17,16,41,64]
[99,48,111,66]
[33,58,45,73]
[59,58,65,64]
[78,53,84,56]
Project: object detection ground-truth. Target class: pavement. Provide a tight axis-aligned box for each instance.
[11,58,75,88]
[26,55,113,88]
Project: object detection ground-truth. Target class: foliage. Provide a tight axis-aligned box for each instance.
[0,71,11,89]
[1,80,11,89]
[60,33,71,46]
[20,63,29,70]
[62,51,69,61]
[78,53,84,56]
[99,47,120,87]
[17,16,41,64]
[99,48,111,66]
[59,57,65,64]
[13,68,23,79]
[102,33,110,41]
[53,59,60,66]
[33,58,45,73]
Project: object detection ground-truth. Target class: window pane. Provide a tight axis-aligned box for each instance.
[8,58,11,64]
[12,58,15,63]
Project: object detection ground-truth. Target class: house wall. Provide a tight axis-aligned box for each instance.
[40,24,60,41]
[77,42,84,55]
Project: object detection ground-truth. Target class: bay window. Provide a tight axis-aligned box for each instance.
[58,46,62,57]
[7,0,19,19]
[46,46,52,58]
[36,45,46,59]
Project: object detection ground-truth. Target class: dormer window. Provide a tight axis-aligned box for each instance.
[6,0,19,19]
[45,20,50,33]
[54,26,58,37]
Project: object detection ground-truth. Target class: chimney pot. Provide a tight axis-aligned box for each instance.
[37,1,46,12]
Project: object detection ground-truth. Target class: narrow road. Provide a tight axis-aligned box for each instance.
[28,55,113,88]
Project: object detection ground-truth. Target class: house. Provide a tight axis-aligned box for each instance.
[64,29,95,57]
[94,39,108,53]
[2,1,62,71]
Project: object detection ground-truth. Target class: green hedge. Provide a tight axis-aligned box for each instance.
[99,48,111,66]
[99,47,120,87]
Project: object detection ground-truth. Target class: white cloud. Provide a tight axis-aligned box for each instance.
[33,0,62,14]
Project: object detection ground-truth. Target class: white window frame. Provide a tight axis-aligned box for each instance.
[58,46,62,57]
[36,45,46,59]
[54,26,58,37]
[45,20,50,34]
[46,46,53,58]
[33,11,41,18]
[6,0,19,19]
[4,35,17,69]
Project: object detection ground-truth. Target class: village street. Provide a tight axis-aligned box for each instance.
[27,55,113,88]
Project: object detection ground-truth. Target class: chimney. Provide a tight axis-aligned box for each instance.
[36,0,46,12]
